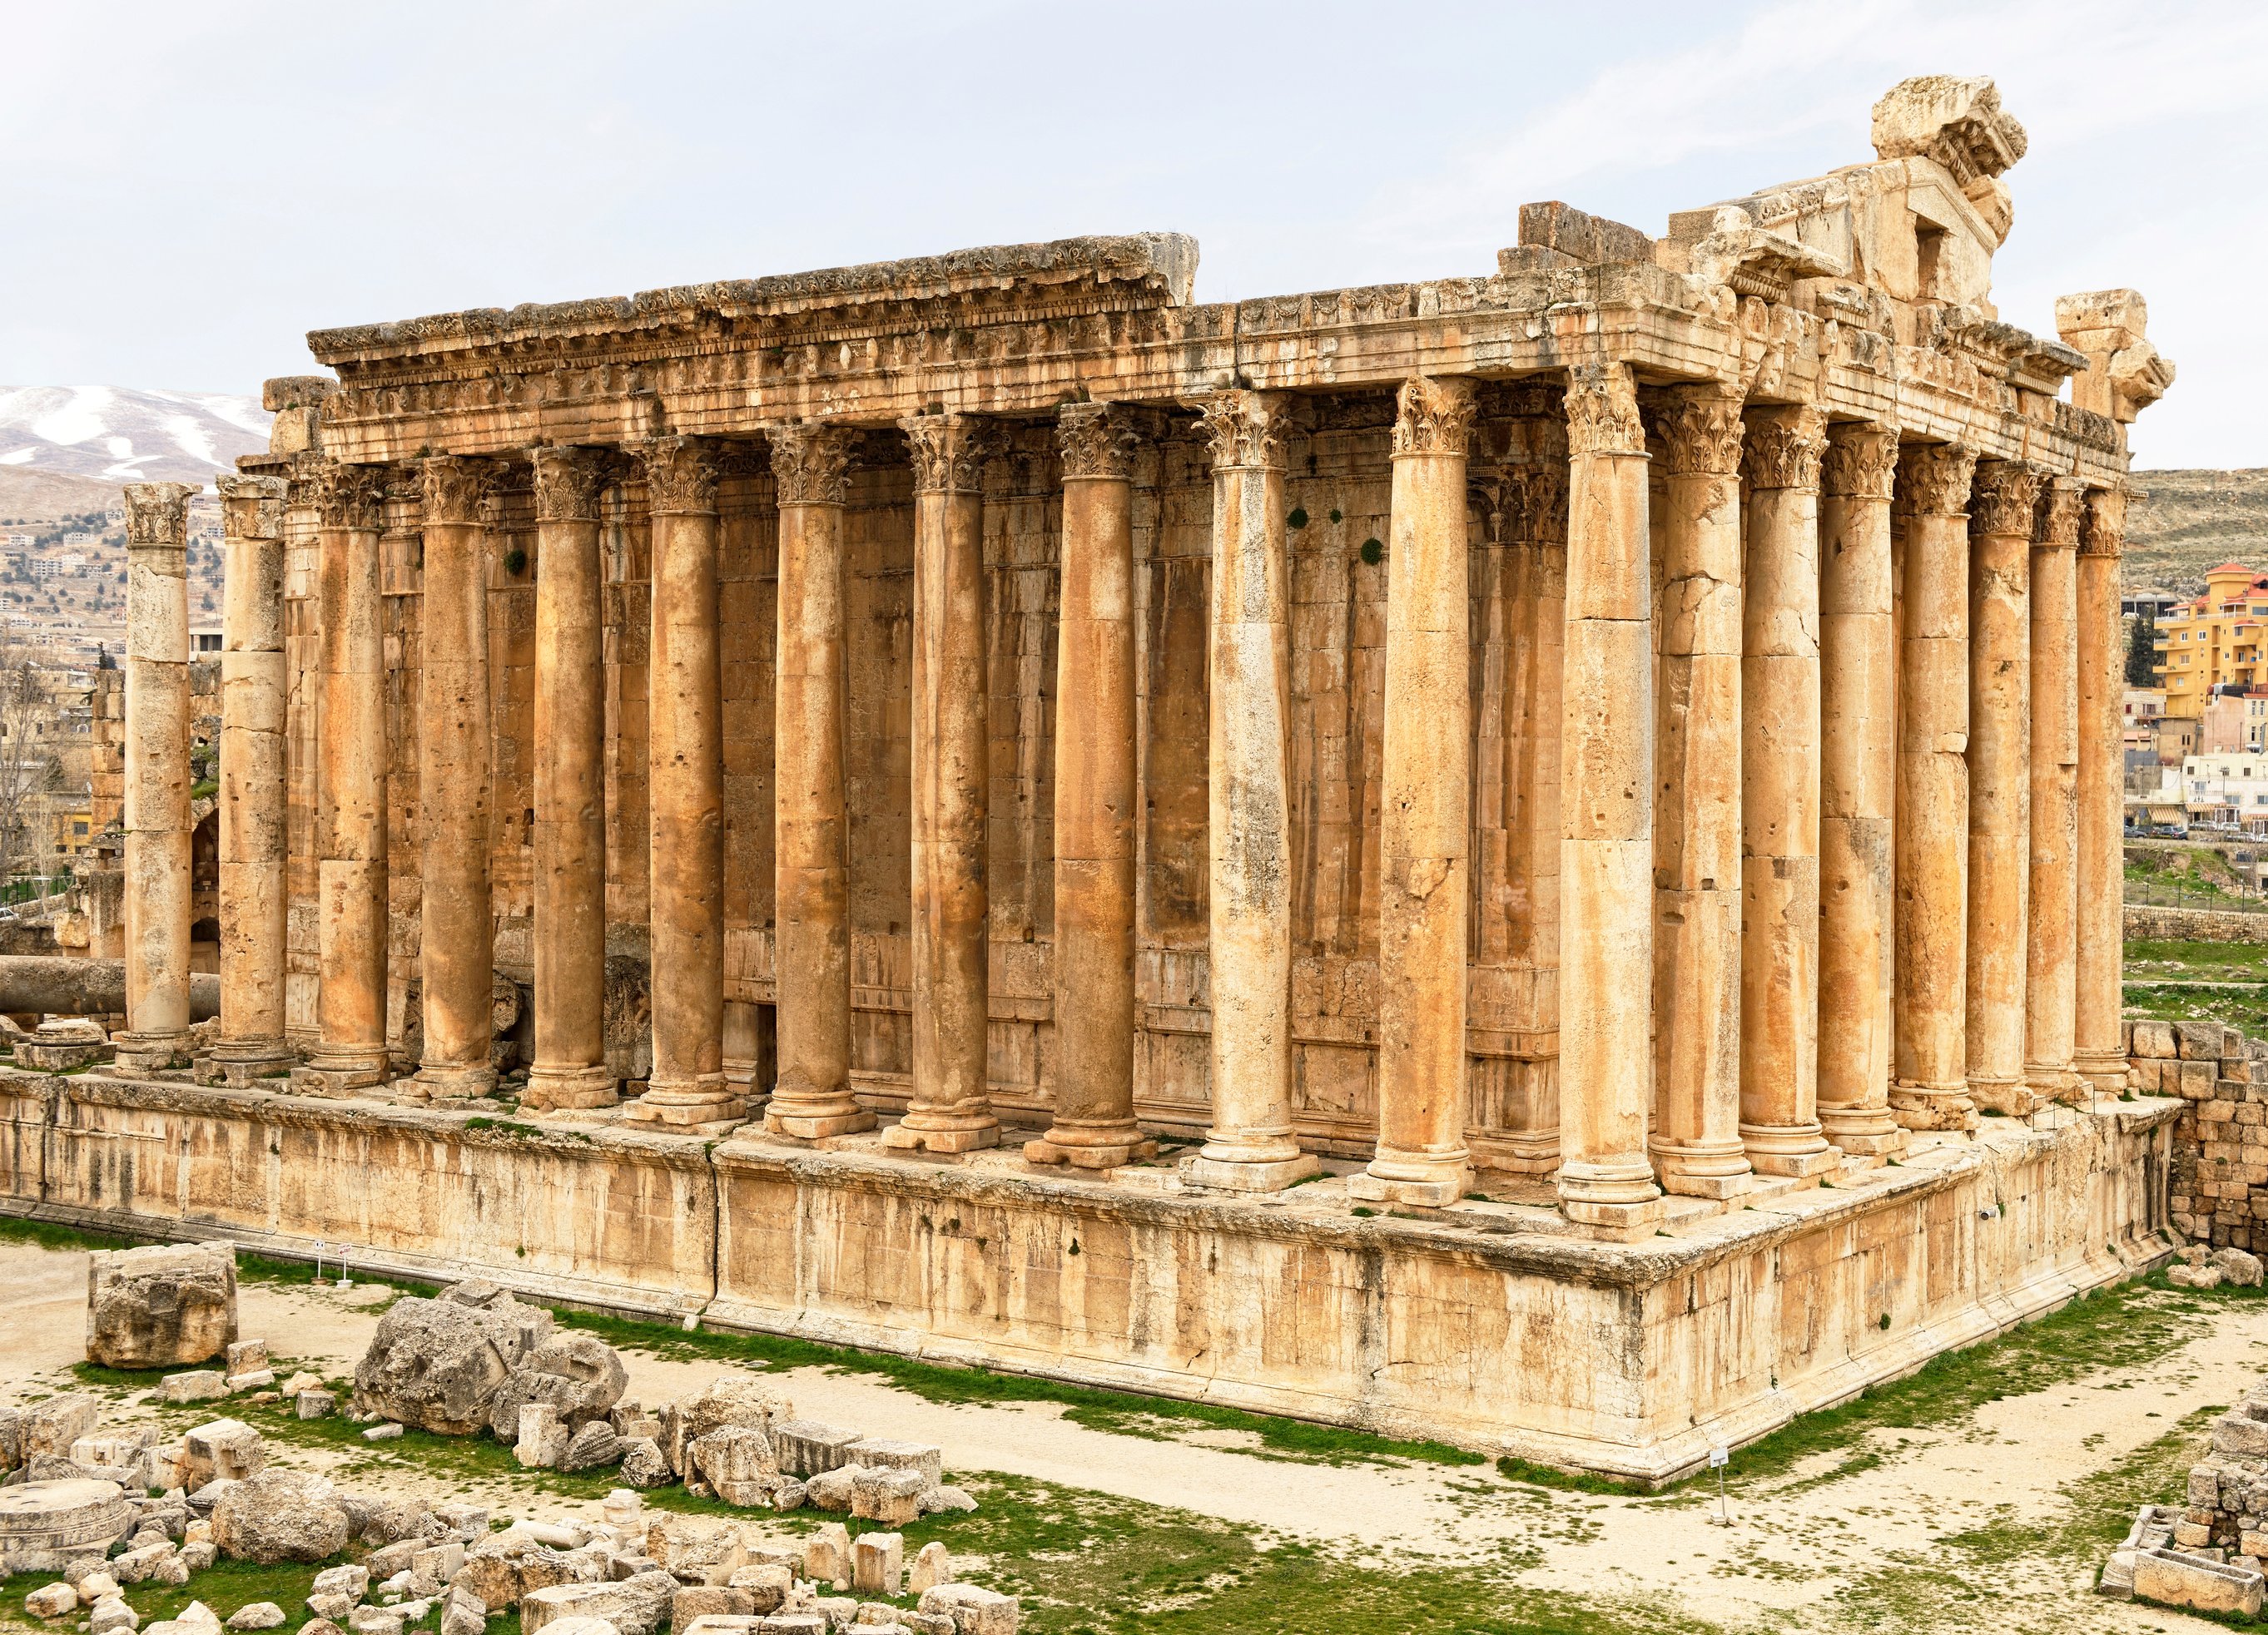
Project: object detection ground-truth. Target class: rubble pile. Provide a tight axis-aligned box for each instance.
[2103,1377,2268,1616]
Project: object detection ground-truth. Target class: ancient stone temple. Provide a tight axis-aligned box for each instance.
[0,76,2183,1479]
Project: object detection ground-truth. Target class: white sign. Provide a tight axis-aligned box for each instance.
[1709,1446,1730,1469]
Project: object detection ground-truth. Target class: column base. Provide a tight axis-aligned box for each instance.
[1347,1167,1471,1207]
[1741,1122,1839,1177]
[764,1101,876,1141]
[628,1076,747,1133]
[292,1053,390,1098]
[523,1063,621,1112]
[1468,1128,1561,1177]
[15,1020,109,1073]
[195,1042,295,1088]
[1650,1137,1754,1200]
[1180,1151,1322,1193]
[2025,1062,2089,1107]
[1819,1104,1908,1158]
[1561,1197,1667,1241]
[1024,1127,1157,1170]
[1967,1075,2040,1117]
[2075,1049,2130,1097]
[882,1116,1000,1155]
[110,1030,191,1075]
[1891,1082,1978,1132]
[407,1062,499,1101]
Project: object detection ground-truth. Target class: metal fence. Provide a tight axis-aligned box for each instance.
[2126,878,2268,914]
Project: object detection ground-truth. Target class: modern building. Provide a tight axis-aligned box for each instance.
[2153,561,2268,711]
[2186,751,2268,831]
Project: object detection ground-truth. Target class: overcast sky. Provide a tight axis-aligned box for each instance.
[6,0,2261,468]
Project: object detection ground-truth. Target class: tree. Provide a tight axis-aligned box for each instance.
[2127,611,2157,688]
[0,642,60,880]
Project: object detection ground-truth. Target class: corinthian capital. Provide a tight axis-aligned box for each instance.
[1502,462,1569,543]
[901,414,998,495]
[2037,478,2083,551]
[315,463,388,531]
[1186,389,1294,472]
[1895,443,1977,518]
[122,482,196,547]
[1821,423,1898,501]
[1392,376,1477,459]
[1055,402,1144,482]
[530,445,608,523]
[1648,383,1744,478]
[767,423,856,507]
[1968,459,2045,538]
[216,474,288,543]
[1740,404,1829,493]
[419,455,494,525]
[638,437,719,516]
[1563,362,1644,457]
[2080,486,2127,559]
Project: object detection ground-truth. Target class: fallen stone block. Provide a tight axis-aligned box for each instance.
[804,1465,865,1514]
[846,1439,942,1489]
[851,1533,901,1598]
[909,1543,953,1594]
[353,1293,549,1435]
[145,1602,222,1635]
[517,1405,569,1469]
[852,1468,926,1528]
[689,1426,778,1506]
[87,1245,238,1370]
[519,1572,677,1635]
[164,1372,231,1405]
[920,1486,977,1516]
[803,1524,850,1588]
[89,1592,138,1635]
[77,1571,123,1605]
[772,1421,862,1479]
[227,1604,286,1630]
[345,1608,404,1635]
[25,1583,78,1619]
[111,1544,175,1584]
[660,1377,794,1477]
[671,1588,752,1625]
[363,1424,404,1444]
[618,1439,671,1489]
[2171,1265,2226,1291]
[2216,1414,2268,1459]
[438,1587,486,1635]
[2133,1546,2266,1617]
[769,1479,806,1513]
[2216,1248,2267,1288]
[538,1620,622,1635]
[211,1469,350,1563]
[722,1566,789,1614]
[296,1390,337,1421]
[488,1334,629,1441]
[180,1542,216,1573]
[148,1553,191,1588]
[180,1421,265,1493]
[411,1542,465,1594]
[560,1422,623,1474]
[22,1395,100,1461]
[456,1533,583,1608]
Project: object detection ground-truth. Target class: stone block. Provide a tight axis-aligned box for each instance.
[487,1334,629,1442]
[690,1426,778,1506]
[618,1439,670,1489]
[26,1583,79,1619]
[18,1395,97,1464]
[845,1439,942,1489]
[2136,1021,2178,1058]
[851,1533,901,1598]
[519,1572,677,1635]
[2172,1265,2226,1291]
[87,1245,238,1370]
[2181,1023,2226,1060]
[2132,1547,2266,1617]
[909,1543,953,1594]
[310,1566,370,1606]
[353,1291,551,1436]
[560,1422,623,1474]
[916,1584,1020,1635]
[180,1419,265,1491]
[672,1588,752,1624]
[227,1604,285,1630]
[164,1373,230,1405]
[722,1566,790,1614]
[851,1469,925,1527]
[362,1424,403,1443]
[77,1571,122,1604]
[297,1390,338,1420]
[518,1405,569,1470]
[411,1542,465,1594]
[211,1469,350,1563]
[2175,1519,2213,1548]
[805,1466,864,1514]
[226,1340,268,1375]
[2217,1248,2266,1287]
[803,1524,850,1588]
[89,1593,138,1635]
[772,1421,862,1478]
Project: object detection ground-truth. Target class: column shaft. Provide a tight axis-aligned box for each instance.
[299,463,390,1092]
[1966,460,2042,1116]
[1891,444,1977,1131]
[117,482,197,1072]
[1184,390,1318,1192]
[210,474,291,1082]
[1816,424,1904,1153]
[630,437,737,1129]
[1029,404,1148,1168]
[1358,376,1477,1205]
[2027,480,2082,1103]
[411,458,497,1099]
[765,425,872,1138]
[525,447,616,1110]
[1557,362,1663,1236]
[2074,488,2129,1090]
[1738,407,1836,1175]
[888,415,1000,1153]
[1646,384,1752,1197]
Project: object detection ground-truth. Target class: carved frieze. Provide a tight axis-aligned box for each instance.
[1968,459,2044,538]
[530,446,608,523]
[1648,383,1744,478]
[1055,402,1144,481]
[1895,443,1978,518]
[1820,423,1898,500]
[1563,362,1643,457]
[1392,376,1478,459]
[638,437,720,515]
[901,413,999,494]
[1187,389,1295,472]
[767,424,856,507]
[1740,404,1829,492]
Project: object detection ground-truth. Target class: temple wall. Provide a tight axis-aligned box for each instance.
[0,1068,2175,1482]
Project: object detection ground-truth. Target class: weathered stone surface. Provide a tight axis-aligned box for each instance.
[2171,1264,2226,1291]
[843,1439,941,1489]
[661,1378,792,1478]
[229,1604,287,1630]
[211,1470,350,1563]
[688,1426,777,1506]
[516,1405,568,1469]
[0,1480,137,1577]
[2216,1248,2266,1288]
[456,1534,588,1608]
[354,1295,547,1435]
[851,1533,901,1597]
[487,1333,629,1440]
[163,1372,230,1404]
[179,1419,266,1493]
[771,1421,861,1479]
[519,1573,676,1635]
[25,1583,79,1619]
[86,1245,239,1370]
[920,1487,977,1516]
[438,1586,485,1635]
[908,1543,953,1594]
[21,1396,98,1461]
[558,1421,622,1474]
[722,1567,789,1613]
[90,1591,139,1634]
[804,1466,863,1514]
[617,1439,670,1489]
[851,1468,925,1527]
[296,1390,338,1420]
[2133,1547,2266,1616]
[803,1524,849,1588]
[916,1584,1020,1635]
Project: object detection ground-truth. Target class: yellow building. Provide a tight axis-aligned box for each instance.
[2155,561,2268,711]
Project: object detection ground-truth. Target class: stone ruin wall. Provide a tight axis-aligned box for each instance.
[274,407,1565,1154]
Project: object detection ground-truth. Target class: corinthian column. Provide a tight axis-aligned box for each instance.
[1183,389,1318,1193]
[1356,375,1477,1206]
[1966,459,2041,1117]
[765,424,874,1139]
[1646,383,1751,1197]
[884,414,1000,1153]
[1816,424,1904,1153]
[1557,362,1662,1237]
[628,436,739,1131]
[524,447,617,1111]
[115,482,196,1073]
[296,463,391,1095]
[2027,478,2082,1104]
[1737,405,1837,1176]
[409,457,497,1100]
[2074,487,2129,1093]
[207,473,292,1084]
[1027,404,1150,1169]
[1891,443,1977,1132]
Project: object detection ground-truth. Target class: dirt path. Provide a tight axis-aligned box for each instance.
[3,1239,2246,1633]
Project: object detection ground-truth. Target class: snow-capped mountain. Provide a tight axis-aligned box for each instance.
[0,386,271,486]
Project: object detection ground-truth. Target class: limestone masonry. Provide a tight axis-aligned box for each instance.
[0,76,2191,1479]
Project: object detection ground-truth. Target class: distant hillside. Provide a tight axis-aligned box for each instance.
[2126,469,2268,594]
[0,386,270,525]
